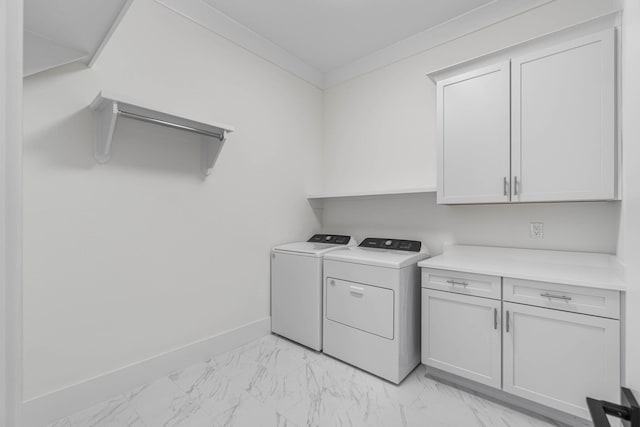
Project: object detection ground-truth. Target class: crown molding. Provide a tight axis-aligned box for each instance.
[324,0,553,88]
[156,0,561,89]
[426,11,621,83]
[155,0,325,88]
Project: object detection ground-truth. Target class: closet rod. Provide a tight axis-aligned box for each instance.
[118,110,225,140]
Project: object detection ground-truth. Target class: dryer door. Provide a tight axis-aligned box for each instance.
[326,278,394,340]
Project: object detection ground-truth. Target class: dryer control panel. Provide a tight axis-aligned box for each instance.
[307,234,351,244]
[359,238,421,252]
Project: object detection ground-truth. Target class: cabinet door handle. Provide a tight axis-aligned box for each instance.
[513,176,519,196]
[503,177,508,196]
[506,310,510,333]
[446,279,469,287]
[540,292,572,302]
[349,286,364,294]
[494,308,498,330]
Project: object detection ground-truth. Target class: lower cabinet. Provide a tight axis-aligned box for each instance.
[502,302,620,419]
[421,289,501,388]
[421,269,621,421]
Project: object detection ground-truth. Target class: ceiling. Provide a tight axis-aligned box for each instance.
[23,0,553,86]
[160,0,552,87]
[23,0,131,76]
[204,0,493,72]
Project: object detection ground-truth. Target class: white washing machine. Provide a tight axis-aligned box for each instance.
[322,238,430,383]
[271,234,356,350]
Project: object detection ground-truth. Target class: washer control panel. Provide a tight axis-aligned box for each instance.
[359,238,421,252]
[307,234,351,245]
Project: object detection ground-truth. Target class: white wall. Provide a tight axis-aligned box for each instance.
[321,0,622,255]
[22,0,323,400]
[23,0,634,408]
[322,0,621,194]
[1,0,23,424]
[620,0,640,394]
[323,195,620,256]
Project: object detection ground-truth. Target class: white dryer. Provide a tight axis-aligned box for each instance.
[271,234,356,351]
[322,238,430,383]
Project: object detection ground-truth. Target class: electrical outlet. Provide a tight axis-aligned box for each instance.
[530,222,544,239]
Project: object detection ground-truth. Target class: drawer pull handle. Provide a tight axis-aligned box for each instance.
[447,279,469,287]
[506,310,510,333]
[540,293,572,302]
[349,286,365,295]
[494,308,498,330]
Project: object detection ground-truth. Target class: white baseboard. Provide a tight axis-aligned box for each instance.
[23,317,271,427]
[426,366,591,427]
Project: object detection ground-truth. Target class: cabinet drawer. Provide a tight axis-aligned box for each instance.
[503,278,620,319]
[326,278,394,339]
[422,269,501,299]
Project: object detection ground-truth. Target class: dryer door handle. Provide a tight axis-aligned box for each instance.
[349,286,365,295]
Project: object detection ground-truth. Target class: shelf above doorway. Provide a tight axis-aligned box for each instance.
[89,91,235,176]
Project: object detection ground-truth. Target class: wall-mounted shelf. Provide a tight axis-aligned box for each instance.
[307,187,437,200]
[307,187,436,207]
[89,91,235,176]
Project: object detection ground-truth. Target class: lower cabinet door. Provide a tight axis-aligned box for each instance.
[503,302,620,419]
[422,289,501,388]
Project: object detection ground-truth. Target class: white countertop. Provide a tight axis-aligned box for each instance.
[418,245,626,291]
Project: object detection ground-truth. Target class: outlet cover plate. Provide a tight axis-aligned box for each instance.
[530,222,544,239]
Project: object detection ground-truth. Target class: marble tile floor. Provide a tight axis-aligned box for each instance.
[44,334,563,427]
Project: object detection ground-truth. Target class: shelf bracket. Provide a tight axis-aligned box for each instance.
[94,99,118,163]
[90,91,234,174]
[200,132,226,176]
[308,198,324,210]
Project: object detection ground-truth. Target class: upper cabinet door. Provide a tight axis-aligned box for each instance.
[437,62,511,204]
[511,30,616,202]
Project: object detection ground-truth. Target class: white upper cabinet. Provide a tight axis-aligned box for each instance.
[434,29,617,204]
[511,30,616,202]
[437,62,511,204]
